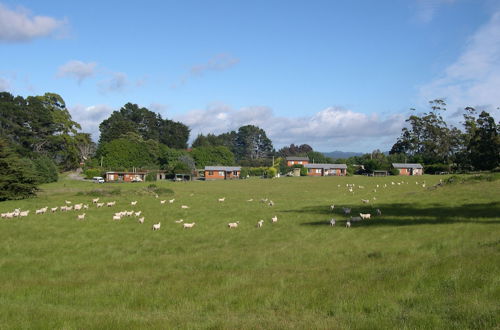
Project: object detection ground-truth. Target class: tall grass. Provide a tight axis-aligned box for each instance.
[0,175,498,328]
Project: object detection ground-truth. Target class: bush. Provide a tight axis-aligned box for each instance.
[32,155,58,183]
[84,168,103,179]
[146,172,157,182]
[425,163,450,174]
[266,167,277,178]
[390,168,399,176]
[300,167,308,176]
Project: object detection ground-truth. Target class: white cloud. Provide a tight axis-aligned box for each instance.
[171,54,239,88]
[98,72,129,93]
[0,3,66,42]
[419,10,500,118]
[69,104,114,140]
[413,0,456,23]
[57,60,97,84]
[0,77,10,91]
[177,103,405,151]
[149,102,169,114]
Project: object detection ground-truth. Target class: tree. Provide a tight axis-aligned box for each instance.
[0,139,38,201]
[277,144,313,157]
[234,125,273,160]
[191,146,235,168]
[306,151,333,164]
[32,155,58,183]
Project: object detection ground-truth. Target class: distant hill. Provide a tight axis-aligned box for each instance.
[321,151,364,159]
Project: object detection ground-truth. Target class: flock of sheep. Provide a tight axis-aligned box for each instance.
[1,178,427,231]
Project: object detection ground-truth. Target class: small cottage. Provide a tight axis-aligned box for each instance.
[305,164,347,176]
[286,157,309,167]
[105,171,147,182]
[204,166,241,180]
[392,163,423,176]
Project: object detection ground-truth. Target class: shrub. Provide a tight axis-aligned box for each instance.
[84,168,103,179]
[146,172,157,182]
[300,167,308,176]
[390,168,399,176]
[425,164,450,174]
[266,167,277,178]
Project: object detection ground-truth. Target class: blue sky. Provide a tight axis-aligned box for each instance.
[1,0,499,152]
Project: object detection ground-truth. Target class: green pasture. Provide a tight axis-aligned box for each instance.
[0,174,498,329]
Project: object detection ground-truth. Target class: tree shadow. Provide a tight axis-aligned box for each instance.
[290,202,500,227]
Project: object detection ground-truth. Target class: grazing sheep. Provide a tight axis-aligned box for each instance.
[372,197,377,201]
[66,206,73,211]
[183,222,196,229]
[268,200,274,206]
[134,211,142,217]
[422,183,426,188]
[358,185,365,189]
[391,182,395,185]
[77,213,86,220]
[346,221,351,228]
[373,189,377,193]
[83,204,89,210]
[271,216,278,223]
[74,203,83,211]
[65,200,72,204]
[247,199,253,202]
[126,211,133,217]
[330,218,336,226]
[360,213,371,220]
[218,197,226,202]
[60,206,68,212]
[228,221,240,228]
[96,203,104,208]
[155,194,159,199]
[181,205,189,209]
[138,217,145,224]
[169,199,175,204]
[361,199,370,204]
[330,204,335,211]
[260,198,268,203]
[376,209,382,216]
[131,201,138,206]
[5,212,14,219]
[175,219,184,223]
[92,198,100,204]
[112,215,121,221]
[152,222,161,231]
[36,207,47,215]
[160,200,166,204]
[343,207,351,215]
[257,220,264,228]
[106,201,116,207]
[20,210,30,217]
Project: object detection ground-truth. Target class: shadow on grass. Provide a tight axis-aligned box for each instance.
[290,202,500,227]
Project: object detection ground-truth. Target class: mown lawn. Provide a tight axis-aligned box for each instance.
[0,174,498,329]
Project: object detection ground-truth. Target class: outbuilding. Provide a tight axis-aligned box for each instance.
[105,171,147,182]
[305,164,347,176]
[392,163,423,176]
[204,166,241,180]
[286,157,309,167]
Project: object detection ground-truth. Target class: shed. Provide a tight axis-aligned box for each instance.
[204,166,241,180]
[105,171,147,182]
[305,164,347,176]
[392,163,423,176]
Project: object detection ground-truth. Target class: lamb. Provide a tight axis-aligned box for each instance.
[112,215,121,221]
[19,210,29,217]
[126,211,133,217]
[360,213,371,220]
[376,209,382,216]
[66,206,73,211]
[181,205,189,209]
[92,198,100,204]
[65,200,72,204]
[134,211,142,217]
[228,221,240,228]
[257,220,264,228]
[247,199,253,202]
[175,219,184,223]
[183,222,196,229]
[77,213,86,220]
[36,207,47,215]
[169,199,175,204]
[218,197,226,202]
[5,212,14,219]
[106,201,116,207]
[60,206,67,212]
[83,204,89,210]
[330,218,336,226]
[138,217,145,224]
[74,203,83,211]
[343,207,351,215]
[268,200,274,207]
[330,204,335,211]
[160,200,166,204]
[271,216,278,223]
[152,222,161,231]
[131,201,138,206]
[346,221,351,228]
[96,203,104,208]
[361,199,370,204]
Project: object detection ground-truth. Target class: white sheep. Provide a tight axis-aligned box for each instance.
[169,199,175,204]
[351,216,362,222]
[228,221,240,228]
[126,211,133,217]
[112,215,121,221]
[271,216,278,223]
[218,197,226,202]
[20,210,30,217]
[106,201,116,207]
[346,221,351,228]
[160,200,166,204]
[92,198,99,204]
[152,222,161,230]
[343,207,351,215]
[257,220,264,228]
[134,211,142,217]
[175,219,184,223]
[247,199,253,202]
[83,204,89,210]
[330,204,335,211]
[65,200,72,204]
[131,201,138,206]
[96,202,104,208]
[268,200,274,206]
[138,217,145,224]
[77,213,86,220]
[360,213,371,220]
[181,205,189,209]
[376,209,382,216]
[66,205,73,211]
[330,218,336,226]
[60,206,67,212]
[183,222,196,229]
[361,199,370,204]
[74,203,83,211]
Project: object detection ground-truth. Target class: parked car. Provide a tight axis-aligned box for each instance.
[92,176,105,183]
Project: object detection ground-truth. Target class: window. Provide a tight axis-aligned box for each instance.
[233,171,238,176]
[316,169,322,174]
[219,171,224,176]
[208,171,213,175]
[298,161,302,164]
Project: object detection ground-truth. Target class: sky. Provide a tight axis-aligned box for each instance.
[1,0,499,152]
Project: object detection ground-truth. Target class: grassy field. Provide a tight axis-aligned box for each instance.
[0,174,499,329]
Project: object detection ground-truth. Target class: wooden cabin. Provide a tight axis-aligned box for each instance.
[305,164,347,176]
[286,157,309,167]
[105,171,147,182]
[204,166,241,180]
[392,163,423,176]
